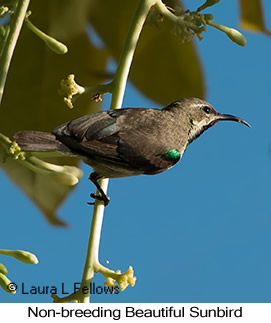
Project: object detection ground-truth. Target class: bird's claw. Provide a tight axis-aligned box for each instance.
[88,192,110,206]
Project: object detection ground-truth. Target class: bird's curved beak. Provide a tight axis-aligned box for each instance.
[216,113,251,128]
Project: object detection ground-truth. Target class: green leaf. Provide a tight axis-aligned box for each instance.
[240,0,271,35]
[89,0,205,105]
[0,0,109,225]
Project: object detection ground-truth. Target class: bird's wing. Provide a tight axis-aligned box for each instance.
[53,109,180,173]
[53,110,122,161]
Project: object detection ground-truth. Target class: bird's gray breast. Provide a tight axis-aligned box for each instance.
[115,109,188,174]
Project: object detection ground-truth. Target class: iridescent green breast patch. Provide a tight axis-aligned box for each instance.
[158,149,181,162]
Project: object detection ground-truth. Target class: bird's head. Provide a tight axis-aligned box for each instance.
[165,97,251,144]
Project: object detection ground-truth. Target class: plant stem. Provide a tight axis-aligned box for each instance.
[155,0,179,23]
[78,179,108,303]
[110,0,156,110]
[78,0,155,303]
[0,0,30,105]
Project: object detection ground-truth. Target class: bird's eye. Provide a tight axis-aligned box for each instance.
[202,106,211,114]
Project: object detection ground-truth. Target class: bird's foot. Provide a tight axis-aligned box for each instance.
[88,172,110,206]
[88,192,110,206]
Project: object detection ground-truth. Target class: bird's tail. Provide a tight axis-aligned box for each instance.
[14,131,71,153]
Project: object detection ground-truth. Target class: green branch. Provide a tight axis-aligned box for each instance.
[53,0,155,303]
[77,0,155,303]
[109,0,155,109]
[0,0,30,105]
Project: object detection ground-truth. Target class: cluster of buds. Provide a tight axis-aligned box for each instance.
[0,133,83,186]
[0,249,38,294]
[104,266,136,292]
[153,0,246,46]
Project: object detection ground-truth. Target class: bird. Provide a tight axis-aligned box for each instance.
[14,97,251,206]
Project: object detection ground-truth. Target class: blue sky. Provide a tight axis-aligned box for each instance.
[1,0,271,302]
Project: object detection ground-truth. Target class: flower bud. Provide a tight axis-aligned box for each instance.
[0,273,16,294]
[49,169,82,186]
[43,37,68,55]
[0,264,8,275]
[28,156,83,186]
[11,250,39,264]
[225,28,247,47]
[206,20,247,47]
[49,165,83,185]
[118,266,136,291]
[0,249,39,264]
[25,19,68,55]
